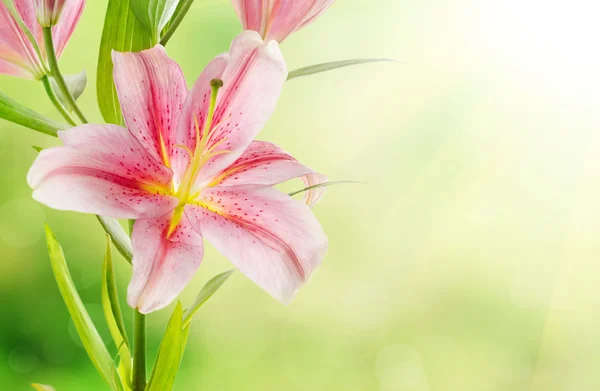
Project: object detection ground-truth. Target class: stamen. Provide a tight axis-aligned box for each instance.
[199,79,224,150]
[175,144,194,160]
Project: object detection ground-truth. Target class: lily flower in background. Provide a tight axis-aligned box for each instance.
[0,0,84,79]
[232,0,334,43]
[28,31,328,314]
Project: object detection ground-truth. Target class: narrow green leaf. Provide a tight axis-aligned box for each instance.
[0,90,68,137]
[183,270,235,327]
[97,216,133,264]
[146,303,183,391]
[44,225,123,391]
[102,236,132,388]
[97,0,154,125]
[32,384,56,391]
[32,145,44,152]
[50,70,87,110]
[130,0,180,42]
[287,59,397,81]
[288,181,364,197]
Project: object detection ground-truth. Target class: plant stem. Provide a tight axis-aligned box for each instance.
[96,216,133,264]
[160,0,195,46]
[0,90,68,136]
[42,27,88,124]
[41,75,77,126]
[132,310,147,391]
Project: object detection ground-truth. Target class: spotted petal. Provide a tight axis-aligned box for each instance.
[176,31,287,190]
[112,45,188,170]
[185,185,327,303]
[27,124,178,219]
[212,140,327,206]
[128,212,204,314]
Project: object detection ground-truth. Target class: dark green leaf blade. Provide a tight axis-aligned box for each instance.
[145,302,183,391]
[45,225,122,391]
[130,0,180,41]
[287,58,397,81]
[97,0,154,125]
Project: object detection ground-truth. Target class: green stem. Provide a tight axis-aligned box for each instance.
[0,90,68,136]
[159,0,195,46]
[132,310,147,391]
[96,216,133,264]
[42,27,88,124]
[41,75,77,126]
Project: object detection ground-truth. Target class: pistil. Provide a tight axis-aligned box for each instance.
[167,79,225,238]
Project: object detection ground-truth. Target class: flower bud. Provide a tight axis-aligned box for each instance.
[34,0,67,27]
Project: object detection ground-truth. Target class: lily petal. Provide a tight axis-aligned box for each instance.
[112,45,188,170]
[51,0,85,57]
[213,140,328,206]
[176,31,287,189]
[171,54,229,184]
[128,212,204,314]
[232,0,335,43]
[28,124,177,219]
[186,185,327,303]
[0,2,44,78]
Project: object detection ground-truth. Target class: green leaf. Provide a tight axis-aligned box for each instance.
[32,145,44,152]
[288,181,364,197]
[0,90,68,137]
[145,302,183,391]
[97,0,154,125]
[50,70,87,110]
[102,236,132,389]
[97,216,133,264]
[183,270,235,327]
[44,225,123,391]
[130,0,180,42]
[180,324,191,360]
[32,384,56,391]
[287,58,397,81]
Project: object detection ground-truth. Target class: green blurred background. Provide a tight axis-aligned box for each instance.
[2,0,600,389]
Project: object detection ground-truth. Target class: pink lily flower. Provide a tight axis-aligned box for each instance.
[0,0,85,79]
[232,0,335,43]
[28,31,328,313]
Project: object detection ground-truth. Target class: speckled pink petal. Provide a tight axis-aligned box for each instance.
[112,45,188,169]
[128,212,204,314]
[214,140,327,206]
[176,31,287,189]
[232,0,335,43]
[170,53,228,183]
[185,185,327,303]
[27,124,178,219]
